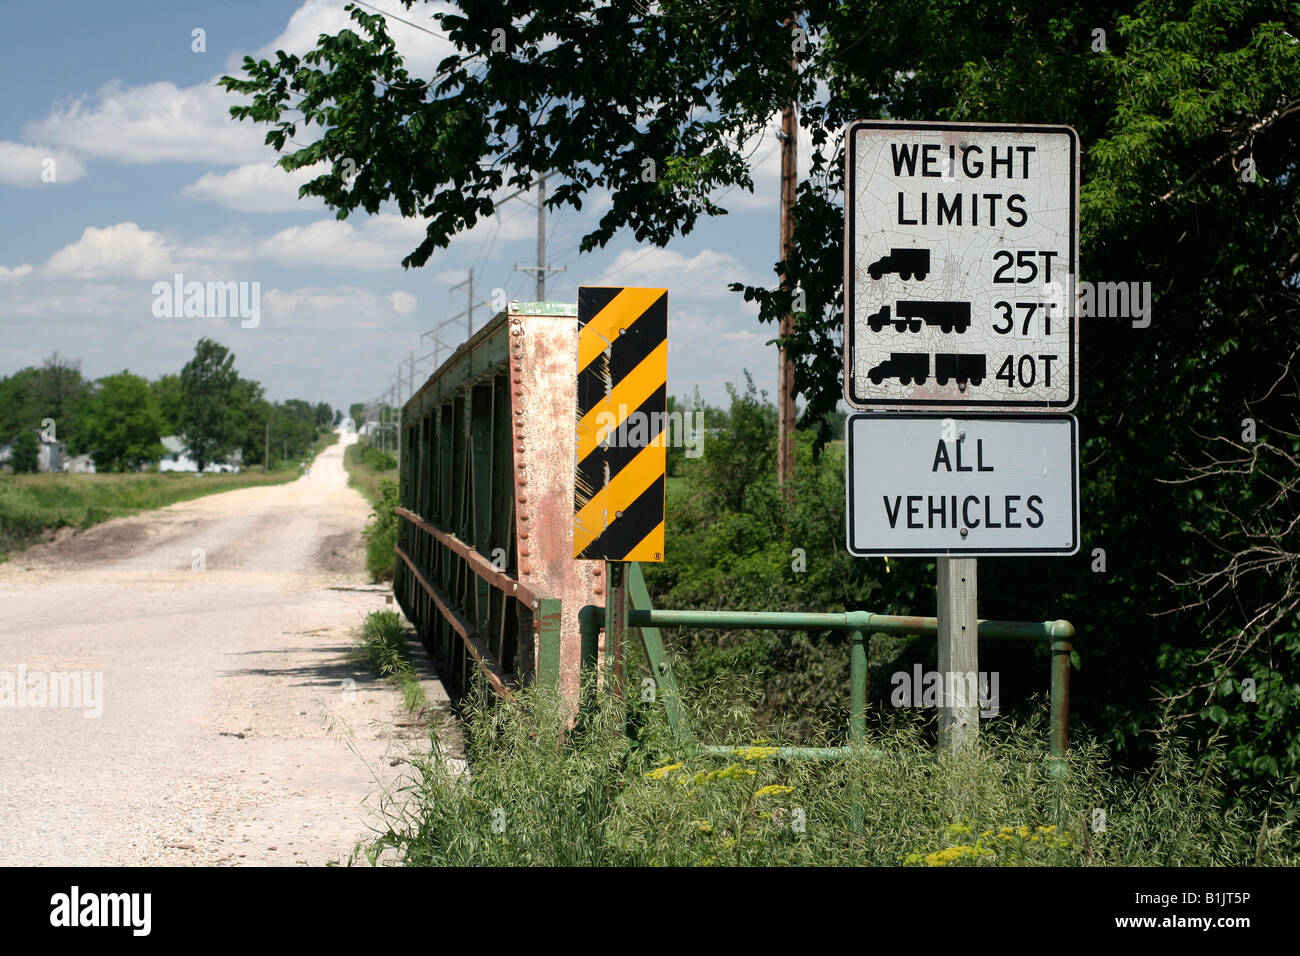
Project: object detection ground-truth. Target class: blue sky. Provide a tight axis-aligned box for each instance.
[0,0,812,414]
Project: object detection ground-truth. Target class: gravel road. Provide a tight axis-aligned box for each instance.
[0,432,443,866]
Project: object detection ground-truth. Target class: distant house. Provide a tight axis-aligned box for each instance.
[0,429,67,473]
[158,436,242,474]
[63,454,97,474]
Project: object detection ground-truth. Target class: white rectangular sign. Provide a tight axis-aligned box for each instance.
[846,414,1079,557]
[844,120,1079,411]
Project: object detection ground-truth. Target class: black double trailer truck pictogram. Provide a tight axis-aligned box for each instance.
[864,247,985,388]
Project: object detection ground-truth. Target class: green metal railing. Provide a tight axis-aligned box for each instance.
[580,562,1075,762]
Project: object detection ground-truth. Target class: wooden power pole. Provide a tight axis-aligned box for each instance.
[937,557,980,752]
[777,70,798,494]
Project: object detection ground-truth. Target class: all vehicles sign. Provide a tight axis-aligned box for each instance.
[846,414,1079,557]
[844,121,1079,411]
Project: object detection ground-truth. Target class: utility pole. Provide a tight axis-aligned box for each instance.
[263,420,269,473]
[514,173,566,301]
[536,174,546,300]
[777,55,798,497]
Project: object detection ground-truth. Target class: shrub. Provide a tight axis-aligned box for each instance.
[363,479,399,582]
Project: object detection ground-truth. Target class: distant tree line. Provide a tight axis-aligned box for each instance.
[0,340,335,473]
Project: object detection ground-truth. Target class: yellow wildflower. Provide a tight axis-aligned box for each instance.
[643,762,683,780]
[754,784,795,799]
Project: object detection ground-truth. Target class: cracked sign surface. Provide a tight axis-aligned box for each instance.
[844,121,1080,411]
[574,286,667,561]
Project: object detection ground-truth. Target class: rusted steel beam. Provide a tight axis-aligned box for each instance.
[397,506,539,607]
[396,544,515,699]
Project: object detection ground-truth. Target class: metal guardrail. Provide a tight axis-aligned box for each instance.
[582,562,1074,763]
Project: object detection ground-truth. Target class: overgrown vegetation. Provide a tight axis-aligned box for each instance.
[359,678,1296,867]
[343,438,400,582]
[361,479,399,584]
[0,468,302,561]
[343,442,397,505]
[354,610,426,712]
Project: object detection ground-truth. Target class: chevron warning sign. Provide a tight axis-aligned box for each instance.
[574,286,668,561]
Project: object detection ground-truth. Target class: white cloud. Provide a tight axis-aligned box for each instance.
[0,142,86,187]
[180,162,328,212]
[666,306,774,402]
[35,210,432,285]
[24,79,267,166]
[594,247,755,299]
[248,0,460,79]
[389,290,417,314]
[0,264,34,281]
[42,223,178,280]
[261,286,404,332]
[257,213,429,270]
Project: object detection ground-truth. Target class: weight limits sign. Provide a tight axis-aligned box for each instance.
[846,415,1079,557]
[844,121,1080,411]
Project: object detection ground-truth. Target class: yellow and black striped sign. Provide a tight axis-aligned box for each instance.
[574,286,667,561]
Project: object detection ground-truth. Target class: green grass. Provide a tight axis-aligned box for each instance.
[355,678,1298,867]
[344,442,396,506]
[354,610,427,712]
[0,467,303,561]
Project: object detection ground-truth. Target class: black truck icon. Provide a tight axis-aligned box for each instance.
[867,352,929,385]
[934,353,986,386]
[897,300,970,333]
[867,248,930,281]
[868,301,971,333]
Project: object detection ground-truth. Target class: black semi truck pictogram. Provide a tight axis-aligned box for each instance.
[934,353,986,386]
[868,301,971,333]
[867,352,929,385]
[867,248,930,281]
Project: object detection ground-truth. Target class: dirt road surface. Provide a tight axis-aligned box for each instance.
[0,432,442,866]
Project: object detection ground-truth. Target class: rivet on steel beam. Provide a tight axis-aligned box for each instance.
[520,549,530,557]
[516,445,525,453]
[519,513,530,521]
[594,587,604,597]
[518,496,527,504]
[517,478,527,486]
[513,364,522,372]
[521,561,531,575]
[592,566,602,576]
[520,531,528,539]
